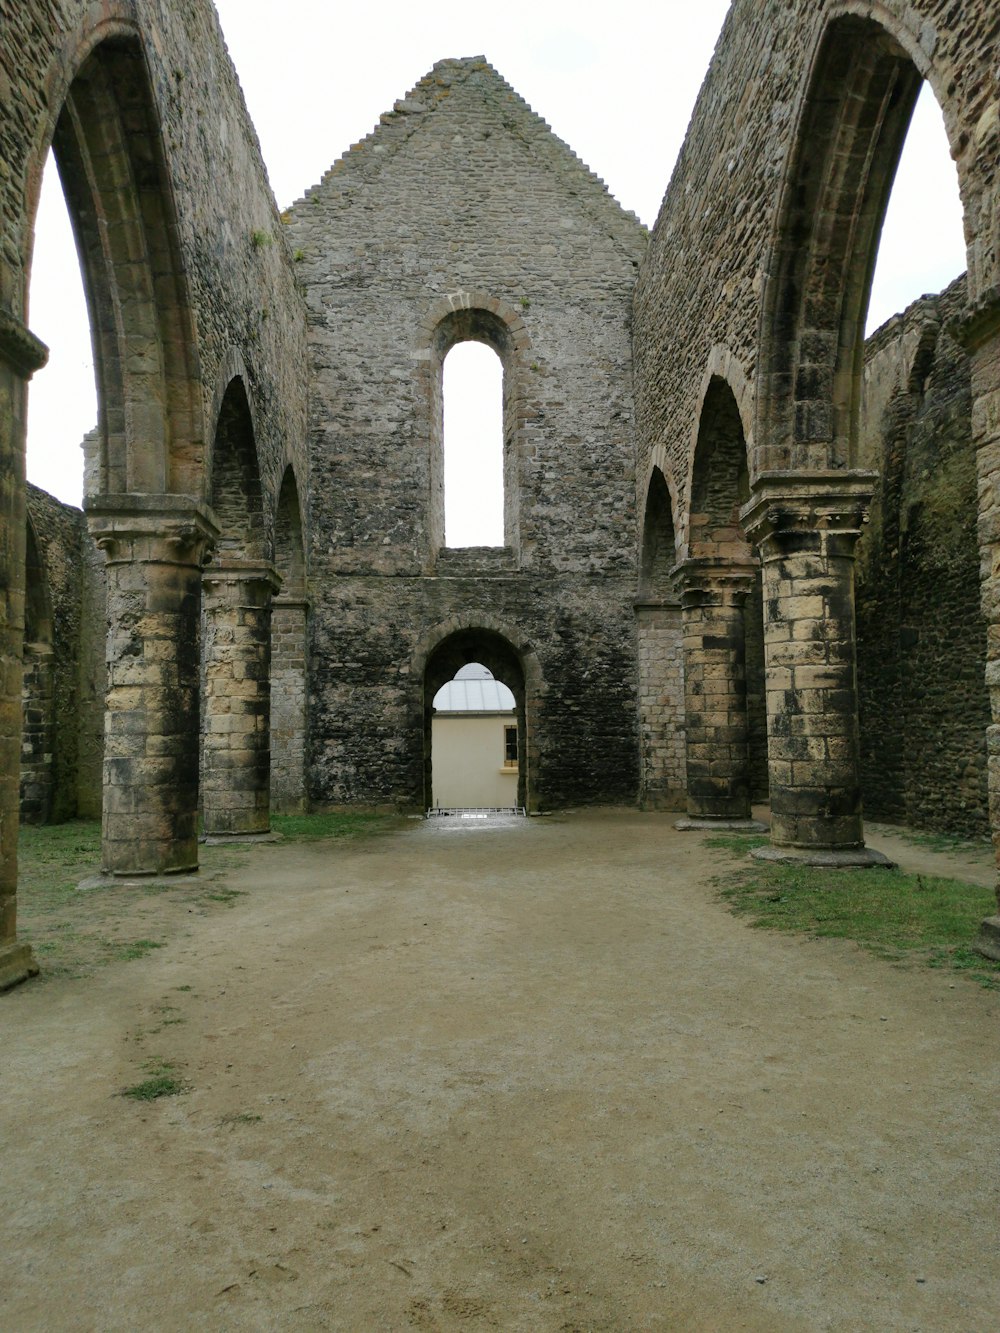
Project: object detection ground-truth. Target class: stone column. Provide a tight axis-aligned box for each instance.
[87,495,218,877]
[270,595,310,815]
[741,472,889,865]
[676,560,764,830]
[201,561,281,837]
[0,312,47,990]
[635,594,686,811]
[962,297,1000,958]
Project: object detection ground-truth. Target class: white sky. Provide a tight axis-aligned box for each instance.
[25,0,966,512]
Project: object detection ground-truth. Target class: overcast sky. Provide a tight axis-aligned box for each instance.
[26,0,966,510]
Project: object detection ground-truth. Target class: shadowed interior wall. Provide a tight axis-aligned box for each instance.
[856,279,988,837]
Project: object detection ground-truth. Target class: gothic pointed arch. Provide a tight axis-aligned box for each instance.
[755,11,963,472]
[639,466,678,600]
[208,372,265,560]
[271,464,309,813]
[34,23,205,497]
[687,377,753,565]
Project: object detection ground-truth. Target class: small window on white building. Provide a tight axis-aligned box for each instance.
[503,724,517,768]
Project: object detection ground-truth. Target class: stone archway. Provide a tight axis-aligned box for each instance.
[636,465,685,810]
[271,465,309,814]
[201,372,278,838]
[417,620,543,814]
[678,376,764,830]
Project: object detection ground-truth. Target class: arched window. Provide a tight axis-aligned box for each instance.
[425,301,525,560]
[443,342,504,547]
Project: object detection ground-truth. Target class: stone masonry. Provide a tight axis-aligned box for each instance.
[285,58,646,812]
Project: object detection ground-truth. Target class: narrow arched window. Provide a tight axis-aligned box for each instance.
[443,341,504,547]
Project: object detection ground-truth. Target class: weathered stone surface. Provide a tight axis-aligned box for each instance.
[856,279,990,838]
[285,57,646,810]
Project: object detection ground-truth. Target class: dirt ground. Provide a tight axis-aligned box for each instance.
[3,810,999,1331]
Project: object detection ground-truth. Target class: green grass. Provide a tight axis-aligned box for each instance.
[219,1111,263,1127]
[18,819,248,979]
[270,811,406,842]
[121,1061,188,1101]
[888,826,991,856]
[709,836,1000,989]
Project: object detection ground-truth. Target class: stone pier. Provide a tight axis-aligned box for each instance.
[87,496,218,877]
[201,561,281,837]
[0,313,46,990]
[741,473,888,865]
[676,560,763,830]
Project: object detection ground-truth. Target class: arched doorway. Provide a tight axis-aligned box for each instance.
[679,376,765,828]
[271,465,309,814]
[636,465,686,810]
[201,373,277,838]
[423,628,532,813]
[430,664,519,811]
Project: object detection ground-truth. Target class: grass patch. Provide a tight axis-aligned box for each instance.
[219,1111,263,1127]
[270,811,406,842]
[887,827,991,856]
[113,938,165,961]
[711,842,1000,989]
[17,819,251,979]
[121,1061,188,1101]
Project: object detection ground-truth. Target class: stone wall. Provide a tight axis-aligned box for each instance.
[287,57,646,810]
[636,602,686,809]
[856,278,989,836]
[22,485,103,822]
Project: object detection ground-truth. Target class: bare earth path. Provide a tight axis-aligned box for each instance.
[3,811,998,1331]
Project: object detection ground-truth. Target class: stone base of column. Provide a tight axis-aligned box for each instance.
[751,845,895,869]
[973,916,1000,961]
[78,872,201,891]
[0,942,39,993]
[200,831,283,846]
[675,817,769,832]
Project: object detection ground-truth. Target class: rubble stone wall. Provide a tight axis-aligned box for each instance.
[856,279,989,837]
[287,58,646,810]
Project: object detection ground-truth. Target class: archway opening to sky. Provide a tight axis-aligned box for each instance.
[866,83,965,334]
[27,151,96,508]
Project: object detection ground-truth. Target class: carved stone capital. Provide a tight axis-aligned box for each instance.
[0,310,49,378]
[202,559,282,597]
[272,595,312,613]
[677,557,757,609]
[740,470,876,560]
[85,494,220,568]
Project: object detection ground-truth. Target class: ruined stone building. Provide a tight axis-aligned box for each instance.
[3,0,1000,991]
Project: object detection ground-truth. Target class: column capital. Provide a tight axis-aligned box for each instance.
[740,470,876,556]
[677,557,758,607]
[0,309,48,378]
[202,559,282,596]
[85,494,220,567]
